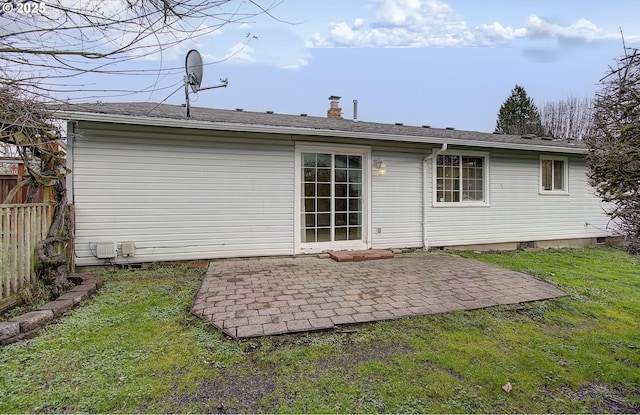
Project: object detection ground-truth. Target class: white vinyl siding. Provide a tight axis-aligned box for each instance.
[70,120,612,262]
[71,122,294,265]
[425,151,610,247]
[371,151,423,249]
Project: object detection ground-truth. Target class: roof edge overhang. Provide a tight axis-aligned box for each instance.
[57,110,587,155]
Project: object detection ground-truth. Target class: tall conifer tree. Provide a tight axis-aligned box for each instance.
[495,84,545,136]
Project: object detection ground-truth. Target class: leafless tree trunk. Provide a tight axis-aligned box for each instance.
[541,96,593,140]
[1,86,70,295]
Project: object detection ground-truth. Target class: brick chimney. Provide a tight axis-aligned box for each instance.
[327,95,342,119]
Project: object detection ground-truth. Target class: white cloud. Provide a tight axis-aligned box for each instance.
[278,56,311,70]
[209,36,311,71]
[307,0,479,47]
[524,15,601,40]
[267,47,312,71]
[474,22,527,46]
[217,42,257,64]
[307,0,620,48]
[371,0,458,29]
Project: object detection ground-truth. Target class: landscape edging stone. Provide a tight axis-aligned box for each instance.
[1,274,103,345]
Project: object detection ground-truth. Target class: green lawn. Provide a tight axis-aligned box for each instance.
[1,247,638,413]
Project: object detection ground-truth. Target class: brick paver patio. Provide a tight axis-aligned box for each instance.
[191,252,566,338]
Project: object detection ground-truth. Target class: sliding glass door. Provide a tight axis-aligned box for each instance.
[298,148,368,250]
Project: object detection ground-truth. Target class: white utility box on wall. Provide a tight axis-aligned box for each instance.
[96,241,117,259]
[121,241,136,257]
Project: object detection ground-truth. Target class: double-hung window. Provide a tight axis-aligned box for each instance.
[540,156,568,194]
[435,152,489,205]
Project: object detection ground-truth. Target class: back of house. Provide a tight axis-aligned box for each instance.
[54,100,611,266]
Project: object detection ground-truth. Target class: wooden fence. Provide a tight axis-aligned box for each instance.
[1,175,44,204]
[0,204,52,308]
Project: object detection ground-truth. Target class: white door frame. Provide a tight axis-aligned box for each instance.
[294,142,372,254]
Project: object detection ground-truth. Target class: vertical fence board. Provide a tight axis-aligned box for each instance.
[10,207,17,294]
[30,205,39,285]
[19,207,26,290]
[25,206,32,286]
[0,204,53,302]
[1,209,7,298]
[30,205,37,285]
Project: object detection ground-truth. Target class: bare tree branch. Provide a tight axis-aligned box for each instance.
[541,95,593,140]
[586,45,640,254]
[1,0,283,99]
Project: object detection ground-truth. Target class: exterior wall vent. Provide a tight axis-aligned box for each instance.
[96,242,117,259]
[518,241,537,250]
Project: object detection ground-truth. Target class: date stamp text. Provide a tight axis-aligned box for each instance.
[2,1,47,14]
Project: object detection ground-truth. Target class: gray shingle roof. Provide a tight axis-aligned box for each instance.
[52,102,585,152]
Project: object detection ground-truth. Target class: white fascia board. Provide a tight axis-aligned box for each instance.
[57,110,587,155]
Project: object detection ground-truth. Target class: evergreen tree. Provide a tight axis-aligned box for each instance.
[495,84,545,135]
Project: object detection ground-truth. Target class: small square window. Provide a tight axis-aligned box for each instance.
[540,156,568,193]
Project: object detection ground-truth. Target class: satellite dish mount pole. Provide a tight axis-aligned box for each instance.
[184,49,229,118]
[184,74,192,118]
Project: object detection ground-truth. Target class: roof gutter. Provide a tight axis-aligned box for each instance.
[53,110,587,155]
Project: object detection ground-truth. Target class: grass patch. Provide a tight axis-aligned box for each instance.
[1,248,638,413]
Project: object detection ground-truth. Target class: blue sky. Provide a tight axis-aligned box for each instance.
[72,0,640,132]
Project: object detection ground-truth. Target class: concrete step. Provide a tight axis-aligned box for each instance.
[327,249,394,262]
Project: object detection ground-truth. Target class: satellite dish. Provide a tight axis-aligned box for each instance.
[185,49,203,93]
[183,49,229,117]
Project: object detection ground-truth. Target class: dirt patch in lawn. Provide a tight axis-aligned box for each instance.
[180,365,277,414]
[164,331,414,413]
[560,382,640,414]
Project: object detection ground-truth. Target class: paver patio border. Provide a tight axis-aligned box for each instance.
[191,252,566,339]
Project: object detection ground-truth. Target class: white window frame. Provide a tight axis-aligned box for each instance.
[294,142,372,254]
[433,150,490,207]
[539,155,569,195]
